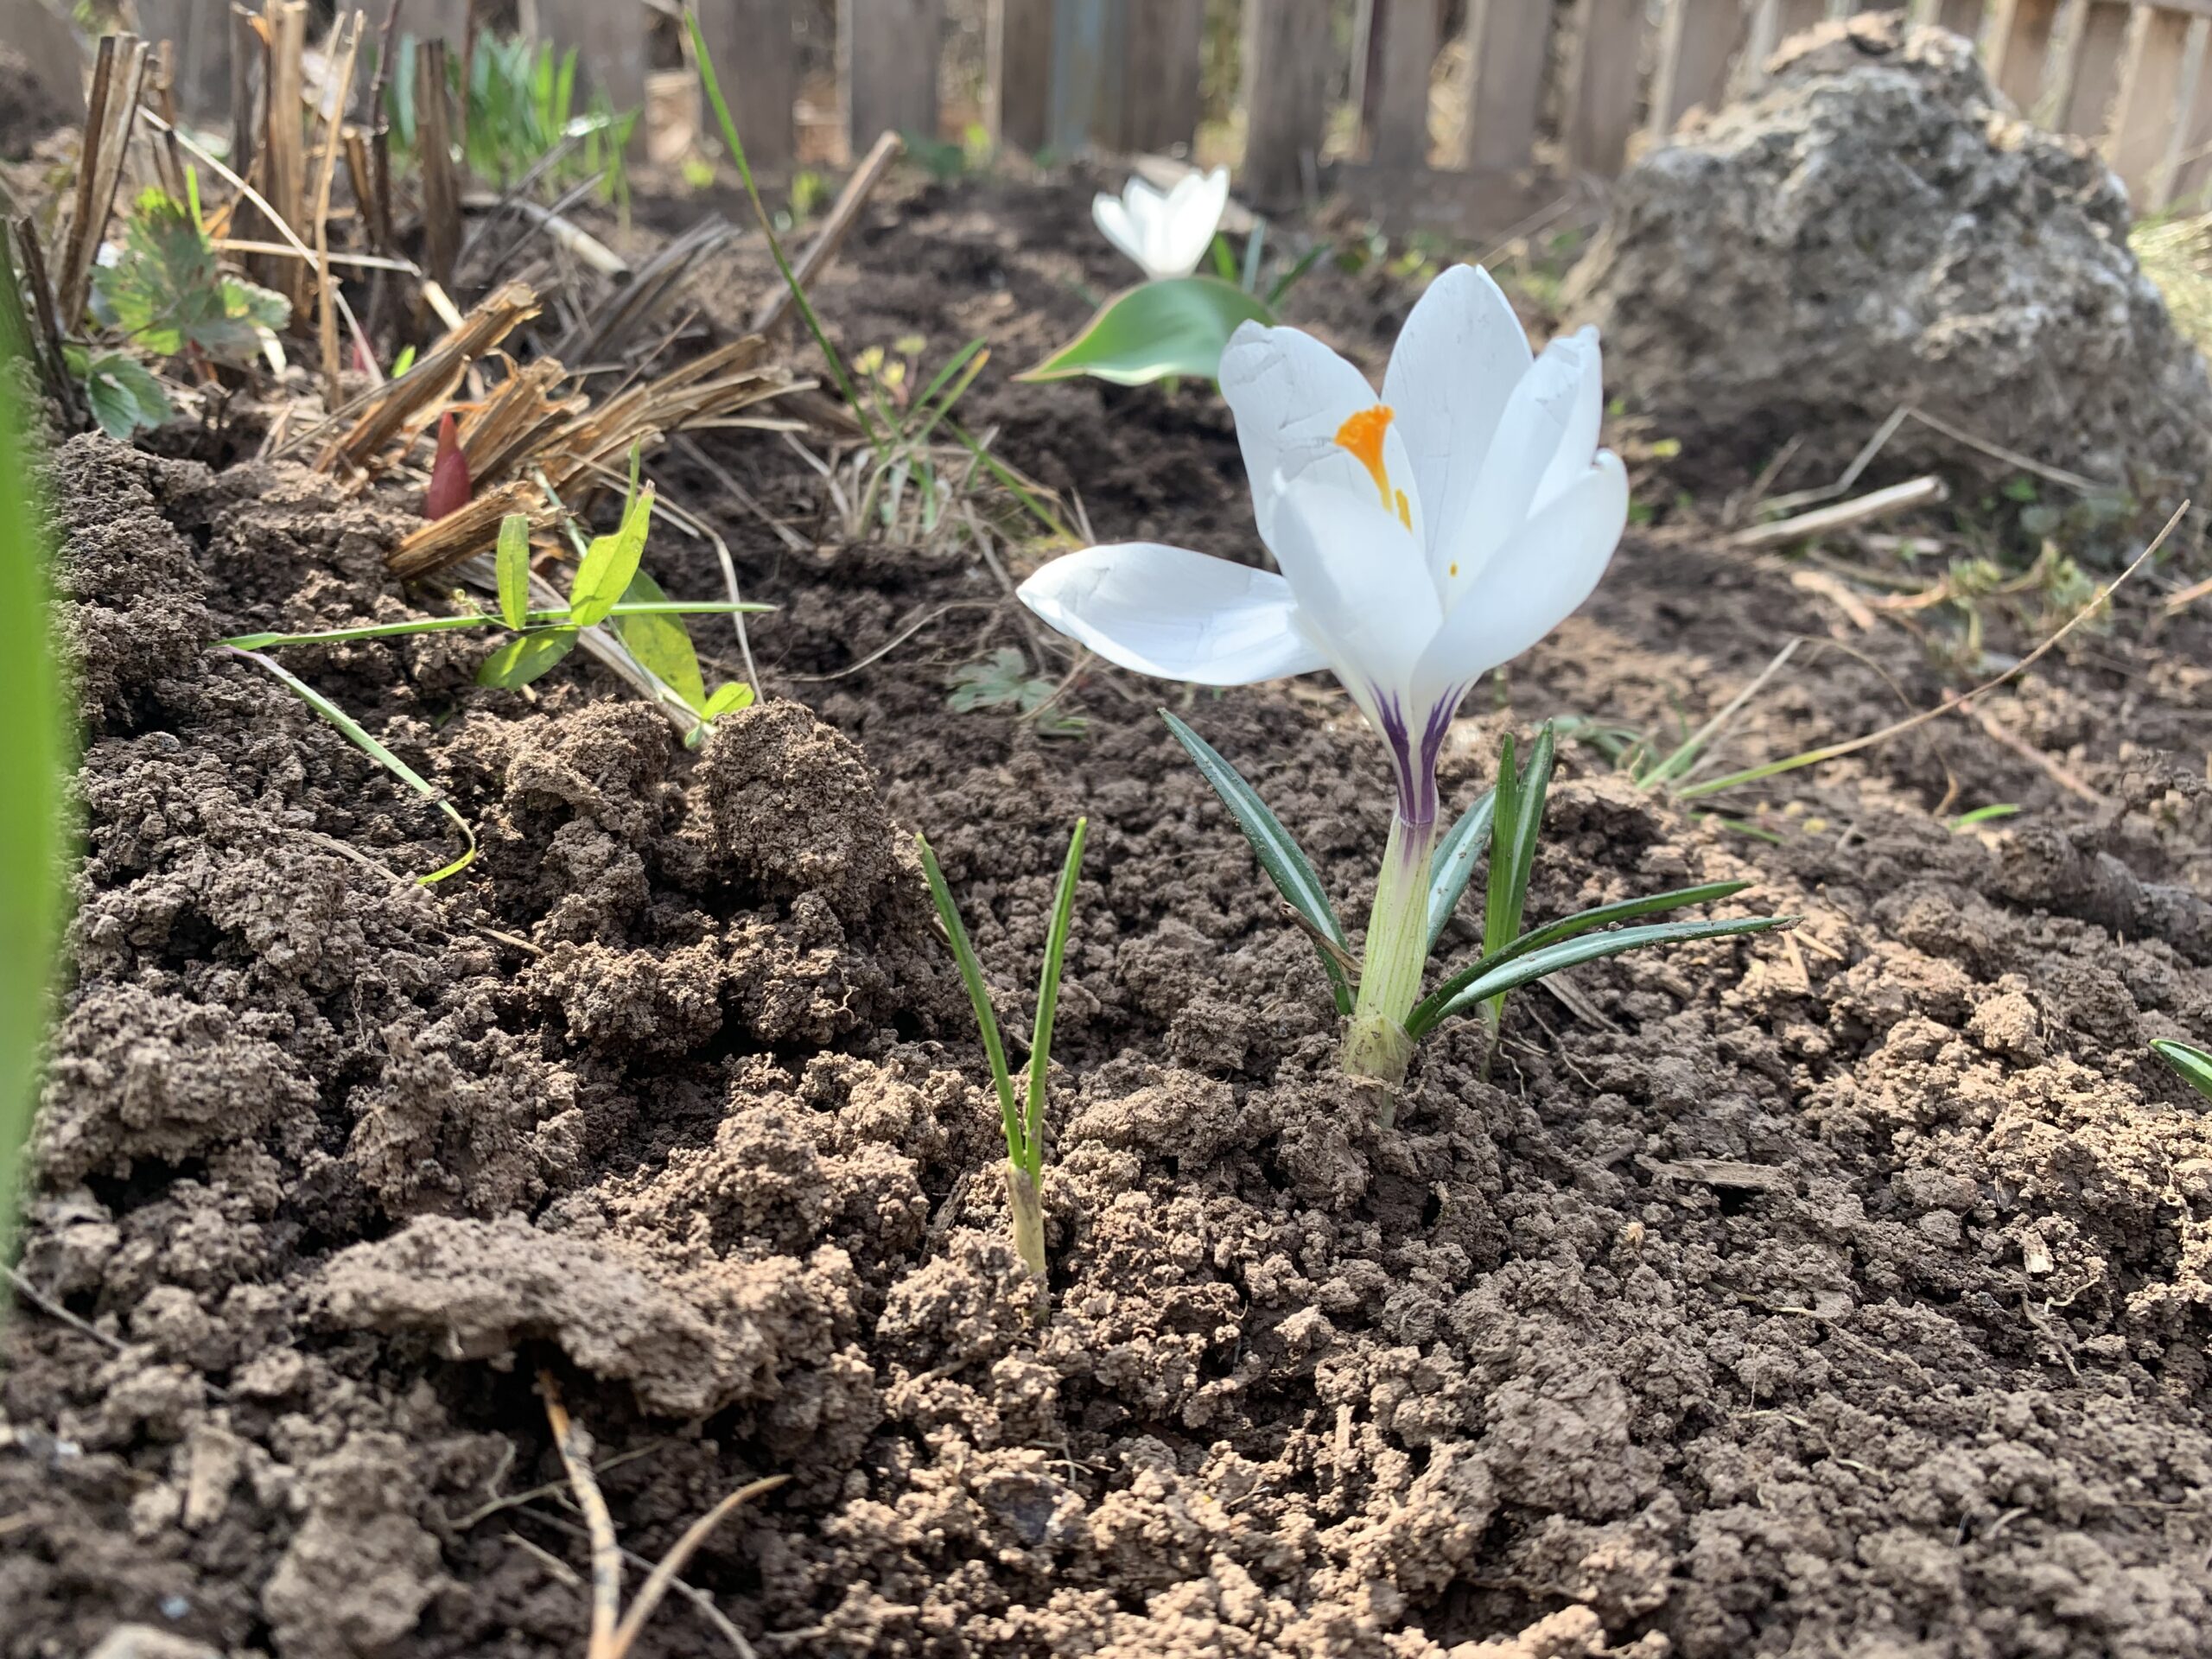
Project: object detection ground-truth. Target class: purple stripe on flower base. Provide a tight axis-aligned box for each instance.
[1375,686,1465,836]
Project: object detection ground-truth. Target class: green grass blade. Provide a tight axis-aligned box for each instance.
[1265,243,1330,308]
[914,833,1022,1158]
[0,337,67,1284]
[1409,881,1752,1035]
[1481,733,1522,965]
[1209,232,1237,283]
[1408,915,1793,1038]
[224,646,476,881]
[1160,709,1353,1016]
[684,5,881,454]
[221,601,770,652]
[2152,1039,2212,1103]
[1425,786,1498,954]
[944,422,1074,541]
[1948,803,2022,831]
[496,512,531,629]
[1241,217,1267,294]
[1022,819,1087,1184]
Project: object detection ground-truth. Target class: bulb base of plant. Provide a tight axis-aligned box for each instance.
[1006,1162,1046,1280]
[1343,813,1434,1104]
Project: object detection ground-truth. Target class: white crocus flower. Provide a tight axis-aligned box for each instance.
[1018,265,1628,1082]
[1092,167,1232,282]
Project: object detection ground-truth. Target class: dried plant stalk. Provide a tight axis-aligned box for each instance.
[55,34,153,328]
[262,1,310,317]
[315,281,542,474]
[389,482,557,582]
[310,10,365,410]
[416,41,465,292]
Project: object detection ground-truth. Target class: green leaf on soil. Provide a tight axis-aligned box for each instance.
[567,486,654,626]
[611,569,707,712]
[477,627,579,689]
[79,352,172,439]
[701,681,754,718]
[1016,276,1274,386]
[495,512,531,630]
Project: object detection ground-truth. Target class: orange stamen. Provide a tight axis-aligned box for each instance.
[1334,404,1395,512]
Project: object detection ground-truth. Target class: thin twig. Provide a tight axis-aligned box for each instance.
[1729,476,1947,551]
[747,131,905,337]
[540,1372,622,1659]
[608,1478,787,1658]
[7,1267,126,1353]
[782,603,1001,683]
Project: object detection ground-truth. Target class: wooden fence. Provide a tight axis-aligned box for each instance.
[55,0,2212,228]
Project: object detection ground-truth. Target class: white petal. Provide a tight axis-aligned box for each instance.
[1155,168,1229,278]
[1532,327,1603,513]
[1433,331,1600,602]
[1415,451,1627,694]
[1018,543,1328,684]
[1219,323,1378,544]
[1267,473,1441,709]
[1094,194,1154,276]
[1382,264,1533,575]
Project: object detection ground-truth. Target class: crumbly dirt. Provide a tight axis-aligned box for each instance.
[7,173,2212,1659]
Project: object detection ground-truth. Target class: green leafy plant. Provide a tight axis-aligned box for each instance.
[0,327,67,1282]
[947,647,1085,735]
[916,819,1088,1280]
[1017,276,1273,386]
[68,348,172,440]
[385,31,634,200]
[90,185,289,367]
[2153,1039,2212,1103]
[1164,711,1788,1119]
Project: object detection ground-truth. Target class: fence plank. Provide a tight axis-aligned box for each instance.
[137,0,228,120]
[2057,0,2129,135]
[1936,0,1986,41]
[990,0,1053,150]
[1365,0,1440,167]
[536,0,648,134]
[1650,0,1747,134]
[2172,17,2212,201]
[1986,0,2060,106]
[2110,3,2192,207]
[1565,0,1645,175]
[1243,0,1333,207]
[1046,0,1116,153]
[1120,0,1205,152]
[1462,0,1554,171]
[696,0,797,170]
[840,0,942,151]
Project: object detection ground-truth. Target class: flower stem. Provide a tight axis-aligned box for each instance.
[1006,1162,1047,1281]
[1344,811,1436,1116]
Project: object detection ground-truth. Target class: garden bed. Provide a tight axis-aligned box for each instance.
[7,173,2212,1659]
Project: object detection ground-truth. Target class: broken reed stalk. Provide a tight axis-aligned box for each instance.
[310,10,366,410]
[539,1370,785,1659]
[747,130,905,338]
[261,0,311,317]
[56,34,153,328]
[315,280,543,474]
[416,40,466,292]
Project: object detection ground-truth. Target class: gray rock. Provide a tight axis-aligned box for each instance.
[1564,14,2212,532]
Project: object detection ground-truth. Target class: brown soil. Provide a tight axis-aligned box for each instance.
[8,174,2212,1659]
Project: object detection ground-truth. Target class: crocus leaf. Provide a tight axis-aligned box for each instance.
[1408,914,1793,1039]
[476,627,578,689]
[610,568,707,712]
[568,486,655,626]
[495,513,531,630]
[2153,1039,2212,1104]
[1017,276,1274,387]
[1161,709,1353,1017]
[1410,881,1754,1035]
[1425,786,1498,954]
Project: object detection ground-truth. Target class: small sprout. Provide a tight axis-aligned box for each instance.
[947,648,1085,736]
[1948,803,2021,832]
[2154,1039,2212,1103]
[425,410,471,519]
[915,820,1088,1281]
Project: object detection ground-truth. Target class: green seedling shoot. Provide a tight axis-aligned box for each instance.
[2153,1039,2212,1103]
[915,820,1087,1280]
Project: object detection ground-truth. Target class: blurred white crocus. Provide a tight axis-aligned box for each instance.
[1018,265,1627,1082]
[1092,167,1232,282]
